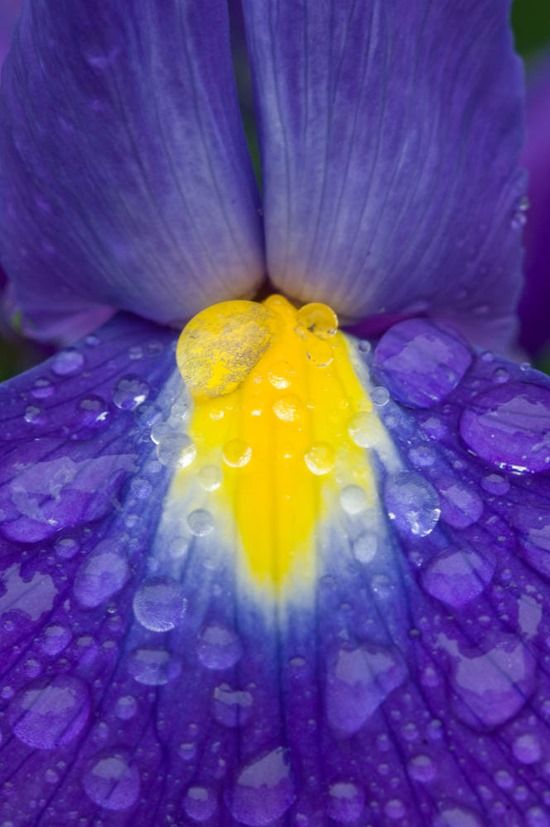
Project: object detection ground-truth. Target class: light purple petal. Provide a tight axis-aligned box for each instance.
[0,0,264,339]
[241,0,525,349]
[519,57,550,358]
[1,316,550,823]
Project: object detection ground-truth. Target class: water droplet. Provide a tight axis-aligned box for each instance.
[373,320,471,408]
[526,806,549,827]
[198,465,222,491]
[83,751,140,811]
[40,624,71,656]
[77,395,110,429]
[115,695,137,721]
[353,531,378,564]
[227,748,295,827]
[448,636,535,729]
[326,644,406,735]
[197,625,242,670]
[481,474,510,495]
[512,732,542,764]
[421,549,494,608]
[133,577,186,632]
[31,378,54,399]
[437,480,483,529]
[434,806,482,827]
[156,433,196,469]
[113,376,150,410]
[73,543,129,608]
[183,785,217,822]
[408,754,436,783]
[268,362,292,389]
[327,782,365,823]
[213,683,253,728]
[8,676,90,749]
[223,439,252,468]
[460,382,550,473]
[187,508,215,537]
[24,405,42,424]
[127,647,181,686]
[304,443,335,476]
[272,394,303,422]
[347,412,372,448]
[511,194,529,230]
[372,386,390,407]
[296,302,338,340]
[385,799,406,820]
[492,367,509,384]
[384,472,441,537]
[52,348,84,377]
[340,485,368,515]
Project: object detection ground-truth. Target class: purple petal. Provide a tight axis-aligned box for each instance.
[0,1,264,339]
[519,57,550,358]
[0,0,19,67]
[1,315,550,824]
[241,0,525,348]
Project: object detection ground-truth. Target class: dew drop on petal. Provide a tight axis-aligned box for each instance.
[421,549,494,608]
[373,320,471,408]
[187,508,215,537]
[460,382,550,473]
[183,786,217,822]
[198,465,221,492]
[353,531,378,564]
[512,732,542,764]
[223,439,252,468]
[213,683,253,728]
[304,443,335,476]
[384,472,441,537]
[115,695,137,721]
[407,754,437,783]
[340,485,369,515]
[434,806,482,827]
[326,781,365,823]
[8,676,90,749]
[133,577,186,632]
[127,648,181,686]
[227,747,295,827]
[197,625,243,670]
[73,543,129,608]
[52,348,85,377]
[113,375,150,410]
[83,751,140,811]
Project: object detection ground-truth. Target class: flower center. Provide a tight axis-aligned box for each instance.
[175,295,379,596]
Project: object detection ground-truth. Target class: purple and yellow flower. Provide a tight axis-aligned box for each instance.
[0,2,549,825]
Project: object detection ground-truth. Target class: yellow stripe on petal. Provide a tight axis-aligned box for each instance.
[175,296,377,597]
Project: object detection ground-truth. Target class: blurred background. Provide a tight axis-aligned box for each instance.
[0,0,548,380]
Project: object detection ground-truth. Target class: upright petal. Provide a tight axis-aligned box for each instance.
[1,304,550,824]
[0,0,264,339]
[241,0,525,348]
[519,58,550,359]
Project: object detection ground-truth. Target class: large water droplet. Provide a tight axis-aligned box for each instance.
[227,747,295,826]
[197,625,243,670]
[8,676,90,749]
[326,644,406,735]
[133,577,186,632]
[83,751,140,811]
[421,549,494,608]
[73,542,129,608]
[437,480,483,529]
[373,320,471,408]
[384,472,441,537]
[460,382,550,473]
[326,781,365,823]
[448,636,536,729]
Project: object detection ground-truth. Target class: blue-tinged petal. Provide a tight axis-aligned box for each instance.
[0,0,19,68]
[1,307,550,825]
[519,57,550,359]
[0,0,264,340]
[241,0,525,349]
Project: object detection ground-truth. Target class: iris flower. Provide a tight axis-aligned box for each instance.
[0,2,549,825]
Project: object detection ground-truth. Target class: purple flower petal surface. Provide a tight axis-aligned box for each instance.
[241,0,525,349]
[0,0,264,339]
[0,0,19,68]
[0,316,549,825]
[519,58,550,358]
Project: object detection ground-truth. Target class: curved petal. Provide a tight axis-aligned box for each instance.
[241,0,525,349]
[519,58,550,358]
[1,312,550,824]
[0,0,264,338]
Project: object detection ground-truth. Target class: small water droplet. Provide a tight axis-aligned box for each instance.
[227,748,295,827]
[340,485,368,515]
[183,785,217,822]
[327,781,365,823]
[133,577,186,632]
[113,376,149,410]
[52,348,85,377]
[115,695,137,721]
[347,412,372,448]
[83,751,140,812]
[198,465,221,491]
[213,684,253,728]
[223,439,252,468]
[197,625,242,670]
[187,508,215,537]
[304,443,335,475]
[512,732,542,764]
[372,386,390,407]
[127,648,181,686]
[353,531,378,564]
[272,394,303,422]
[384,472,441,537]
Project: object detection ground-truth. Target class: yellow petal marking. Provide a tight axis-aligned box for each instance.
[175,295,376,597]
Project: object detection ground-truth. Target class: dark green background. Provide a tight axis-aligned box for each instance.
[0,0,549,381]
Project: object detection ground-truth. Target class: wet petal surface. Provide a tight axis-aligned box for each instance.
[0,314,549,825]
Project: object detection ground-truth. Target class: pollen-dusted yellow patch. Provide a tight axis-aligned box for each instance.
[175,295,377,596]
